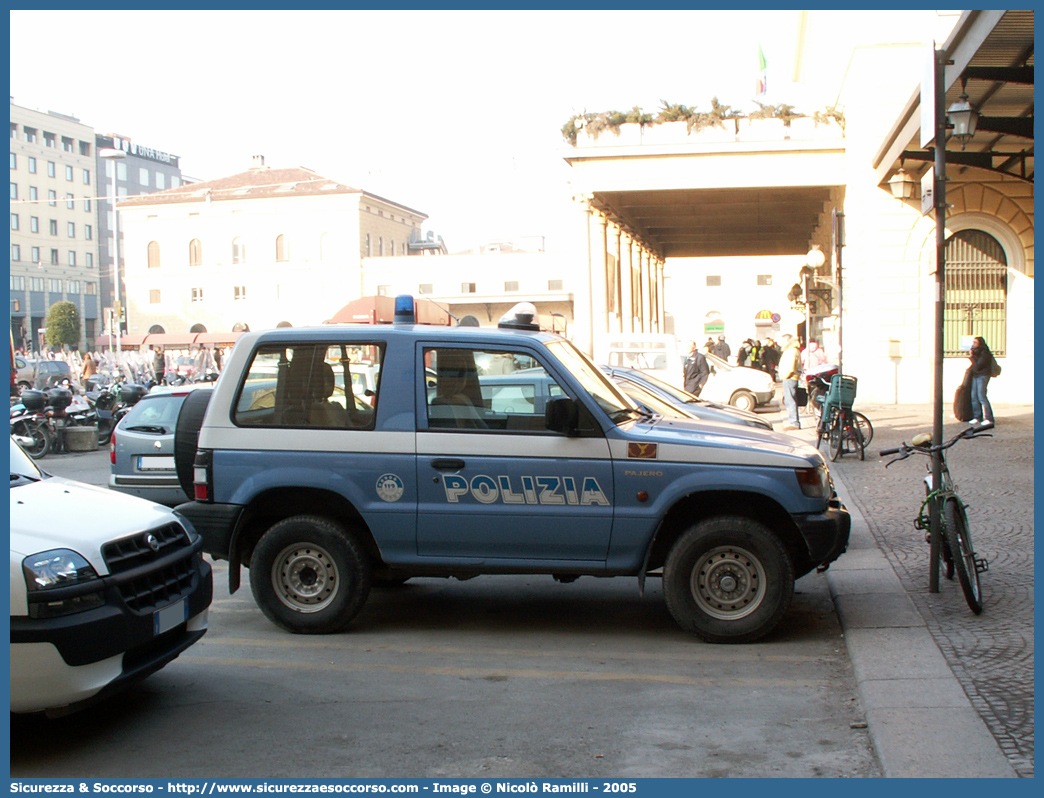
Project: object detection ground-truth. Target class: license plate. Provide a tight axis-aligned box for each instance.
[138,455,176,471]
[154,598,188,636]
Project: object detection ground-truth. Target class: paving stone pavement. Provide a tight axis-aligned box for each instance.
[803,402,1034,778]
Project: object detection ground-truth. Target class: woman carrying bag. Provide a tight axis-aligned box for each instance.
[967,336,997,428]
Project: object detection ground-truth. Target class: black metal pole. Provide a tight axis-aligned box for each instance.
[929,47,948,594]
[834,211,844,374]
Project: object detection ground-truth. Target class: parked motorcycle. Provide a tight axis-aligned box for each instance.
[10,390,54,459]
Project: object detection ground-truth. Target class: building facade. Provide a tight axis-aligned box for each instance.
[117,157,428,335]
[359,247,574,331]
[9,103,99,351]
[562,10,1033,406]
[95,134,188,339]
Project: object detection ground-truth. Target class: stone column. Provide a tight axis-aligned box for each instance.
[620,232,634,334]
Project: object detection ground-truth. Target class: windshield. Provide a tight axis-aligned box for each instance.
[545,340,639,423]
[616,381,688,418]
[10,437,43,481]
[623,368,703,404]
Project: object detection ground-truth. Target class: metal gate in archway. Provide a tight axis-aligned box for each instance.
[944,229,1007,357]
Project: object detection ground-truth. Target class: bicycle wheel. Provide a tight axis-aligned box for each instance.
[843,411,865,460]
[943,498,983,614]
[828,412,844,461]
[852,411,874,447]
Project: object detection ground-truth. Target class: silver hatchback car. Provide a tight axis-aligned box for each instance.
[110,386,198,506]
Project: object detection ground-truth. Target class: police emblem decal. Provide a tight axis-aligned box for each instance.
[376,474,405,503]
[627,442,658,459]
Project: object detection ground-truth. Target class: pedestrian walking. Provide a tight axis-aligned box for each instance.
[968,336,996,428]
[736,339,753,368]
[801,339,828,371]
[80,351,97,385]
[762,338,781,380]
[152,345,166,385]
[711,335,731,362]
[683,340,710,397]
[749,340,762,372]
[779,335,803,431]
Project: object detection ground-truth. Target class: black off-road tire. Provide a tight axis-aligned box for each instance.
[663,516,794,643]
[943,499,983,614]
[250,515,372,634]
[173,388,213,499]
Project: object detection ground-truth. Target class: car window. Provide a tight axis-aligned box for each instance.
[233,342,383,430]
[424,348,563,433]
[120,393,186,432]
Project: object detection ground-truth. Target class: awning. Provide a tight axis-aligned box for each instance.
[326,295,451,325]
[118,335,148,350]
[143,333,199,348]
[193,332,244,347]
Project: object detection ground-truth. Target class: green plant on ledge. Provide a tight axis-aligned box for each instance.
[563,99,845,144]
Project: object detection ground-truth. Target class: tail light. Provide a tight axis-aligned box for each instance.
[193,449,212,502]
[110,435,116,465]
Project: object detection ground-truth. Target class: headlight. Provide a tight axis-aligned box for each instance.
[795,465,830,499]
[23,549,104,618]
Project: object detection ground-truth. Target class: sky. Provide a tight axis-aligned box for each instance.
[9,9,955,253]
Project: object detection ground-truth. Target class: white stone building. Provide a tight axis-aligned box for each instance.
[118,157,428,335]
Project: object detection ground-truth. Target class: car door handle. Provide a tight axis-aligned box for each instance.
[431,458,465,471]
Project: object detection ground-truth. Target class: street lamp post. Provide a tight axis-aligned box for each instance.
[802,245,826,351]
[99,148,126,355]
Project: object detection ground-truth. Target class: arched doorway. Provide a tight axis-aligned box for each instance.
[148,324,165,334]
[190,323,207,333]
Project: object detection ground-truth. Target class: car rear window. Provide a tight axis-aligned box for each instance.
[120,393,187,432]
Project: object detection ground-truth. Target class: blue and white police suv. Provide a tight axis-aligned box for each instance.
[174,297,850,643]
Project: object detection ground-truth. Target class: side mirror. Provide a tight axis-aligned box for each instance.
[545,397,579,436]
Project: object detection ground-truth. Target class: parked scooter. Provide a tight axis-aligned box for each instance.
[10,390,54,459]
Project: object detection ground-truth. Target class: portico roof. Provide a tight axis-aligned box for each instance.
[873,9,1034,188]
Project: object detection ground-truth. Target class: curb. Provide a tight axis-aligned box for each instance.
[826,477,1017,778]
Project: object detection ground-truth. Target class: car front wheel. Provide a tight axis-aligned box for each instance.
[663,516,794,643]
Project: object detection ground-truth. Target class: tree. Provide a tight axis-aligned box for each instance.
[45,301,80,350]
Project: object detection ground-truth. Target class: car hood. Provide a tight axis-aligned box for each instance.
[10,476,178,568]
[621,414,822,468]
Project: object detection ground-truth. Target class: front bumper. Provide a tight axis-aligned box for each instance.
[10,554,212,715]
[794,497,851,566]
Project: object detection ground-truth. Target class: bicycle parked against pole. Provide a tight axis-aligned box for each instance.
[815,374,873,461]
[879,426,990,614]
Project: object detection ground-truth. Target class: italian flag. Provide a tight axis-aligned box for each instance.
[756,44,768,97]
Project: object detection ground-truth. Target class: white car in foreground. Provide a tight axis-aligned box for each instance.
[9,437,212,715]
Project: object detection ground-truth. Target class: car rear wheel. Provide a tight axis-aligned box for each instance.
[663,516,794,643]
[730,390,757,413]
[250,515,372,634]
